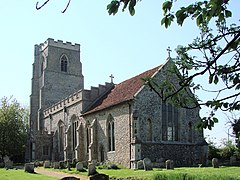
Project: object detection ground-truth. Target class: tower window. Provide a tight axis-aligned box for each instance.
[60,55,68,72]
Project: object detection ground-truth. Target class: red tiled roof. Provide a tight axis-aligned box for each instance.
[83,65,162,115]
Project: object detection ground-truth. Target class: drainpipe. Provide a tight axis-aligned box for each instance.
[128,102,132,168]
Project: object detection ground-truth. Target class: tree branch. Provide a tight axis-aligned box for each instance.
[36,0,50,10]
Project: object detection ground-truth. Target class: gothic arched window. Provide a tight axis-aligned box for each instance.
[147,118,152,141]
[58,120,65,152]
[162,102,179,141]
[60,55,68,72]
[71,115,78,150]
[86,121,91,153]
[188,122,193,143]
[107,114,115,151]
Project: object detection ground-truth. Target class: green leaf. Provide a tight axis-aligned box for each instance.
[162,1,173,15]
[129,0,136,16]
[213,117,218,123]
[225,10,232,18]
[196,14,203,26]
[214,75,219,84]
[107,1,120,16]
[176,9,188,26]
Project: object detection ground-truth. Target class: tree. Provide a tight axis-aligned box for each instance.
[107,0,240,130]
[227,113,240,148]
[35,0,239,130]
[207,138,221,160]
[0,97,28,162]
[219,139,239,160]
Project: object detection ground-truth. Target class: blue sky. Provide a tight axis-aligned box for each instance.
[0,0,239,145]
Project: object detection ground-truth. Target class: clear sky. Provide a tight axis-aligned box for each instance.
[0,0,239,145]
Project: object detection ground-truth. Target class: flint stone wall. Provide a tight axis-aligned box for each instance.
[141,143,207,166]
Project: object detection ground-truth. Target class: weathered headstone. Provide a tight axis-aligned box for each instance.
[44,160,51,168]
[3,156,10,163]
[89,173,109,180]
[212,158,219,168]
[165,160,174,170]
[24,163,35,173]
[137,160,144,170]
[156,158,165,168]
[72,159,77,168]
[53,162,60,169]
[61,177,80,180]
[3,156,13,169]
[88,163,97,176]
[59,161,65,169]
[76,162,84,171]
[143,158,152,171]
[67,159,71,170]
[4,161,13,169]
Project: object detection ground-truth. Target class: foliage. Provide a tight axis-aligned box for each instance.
[107,0,240,130]
[0,97,29,162]
[207,139,221,160]
[219,139,239,160]
[229,116,240,148]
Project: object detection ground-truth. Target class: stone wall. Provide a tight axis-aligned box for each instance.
[141,142,207,166]
[83,103,132,168]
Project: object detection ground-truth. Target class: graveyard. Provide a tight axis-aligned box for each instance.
[0,159,240,180]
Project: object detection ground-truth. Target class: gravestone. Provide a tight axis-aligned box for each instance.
[72,159,77,168]
[156,158,165,168]
[137,160,144,170]
[61,177,80,180]
[89,173,109,180]
[143,158,152,171]
[53,162,60,169]
[44,160,51,168]
[165,160,174,170]
[3,156,13,169]
[24,163,35,173]
[76,162,84,171]
[212,158,219,168]
[59,161,65,169]
[88,163,97,176]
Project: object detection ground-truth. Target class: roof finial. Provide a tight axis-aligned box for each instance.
[109,74,114,83]
[167,46,172,58]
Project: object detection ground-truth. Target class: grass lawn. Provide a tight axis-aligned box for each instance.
[2,166,240,180]
[0,168,58,180]
[57,166,240,180]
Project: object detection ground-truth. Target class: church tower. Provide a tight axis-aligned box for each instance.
[30,38,84,133]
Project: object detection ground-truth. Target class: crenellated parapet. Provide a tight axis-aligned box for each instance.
[38,38,80,51]
[43,89,83,118]
[43,82,114,118]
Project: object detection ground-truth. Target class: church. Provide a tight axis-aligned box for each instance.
[27,38,208,168]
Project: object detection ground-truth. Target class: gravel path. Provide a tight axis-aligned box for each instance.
[35,168,88,180]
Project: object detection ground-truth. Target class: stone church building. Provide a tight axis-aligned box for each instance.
[27,38,208,168]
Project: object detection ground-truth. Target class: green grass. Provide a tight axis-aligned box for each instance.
[55,166,240,180]
[2,166,240,180]
[0,168,58,180]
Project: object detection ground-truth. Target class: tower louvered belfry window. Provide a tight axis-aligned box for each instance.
[61,55,68,72]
